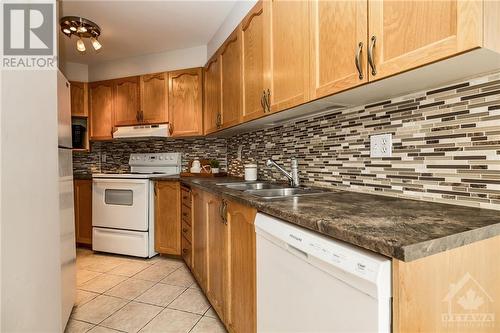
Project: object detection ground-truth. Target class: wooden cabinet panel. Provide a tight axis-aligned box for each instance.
[140,72,168,124]
[227,200,257,333]
[264,0,310,113]
[310,0,368,99]
[113,76,140,126]
[207,194,228,321]
[204,55,221,134]
[241,1,266,122]
[220,29,242,129]
[168,68,203,137]
[74,179,92,245]
[181,220,192,243]
[192,188,208,291]
[89,80,114,140]
[182,236,192,269]
[368,0,482,80]
[154,181,181,255]
[70,81,88,117]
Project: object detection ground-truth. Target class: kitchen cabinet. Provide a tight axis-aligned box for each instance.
[368,0,482,81]
[113,76,141,126]
[73,179,92,245]
[181,185,193,268]
[70,81,88,117]
[154,181,181,255]
[192,188,208,291]
[309,0,368,99]
[227,200,257,333]
[89,80,114,140]
[263,0,310,113]
[206,194,228,321]
[220,28,242,129]
[203,54,221,134]
[241,1,267,122]
[140,72,169,124]
[168,68,204,137]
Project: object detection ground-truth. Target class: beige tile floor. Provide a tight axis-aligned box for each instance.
[66,248,227,333]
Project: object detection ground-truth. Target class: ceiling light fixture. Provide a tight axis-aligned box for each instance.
[60,16,102,53]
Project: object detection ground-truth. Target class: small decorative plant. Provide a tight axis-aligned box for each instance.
[210,160,220,173]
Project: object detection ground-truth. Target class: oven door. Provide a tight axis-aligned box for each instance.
[92,178,149,231]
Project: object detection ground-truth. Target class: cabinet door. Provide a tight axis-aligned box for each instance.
[114,76,140,126]
[264,0,310,113]
[207,194,228,321]
[154,181,181,255]
[310,0,368,99]
[140,72,168,124]
[70,81,88,117]
[192,188,208,291]
[220,29,242,129]
[227,200,257,333]
[74,179,92,245]
[168,68,203,137]
[368,0,482,81]
[241,1,266,122]
[89,80,114,140]
[203,55,221,134]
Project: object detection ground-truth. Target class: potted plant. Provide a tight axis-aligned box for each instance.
[210,159,220,174]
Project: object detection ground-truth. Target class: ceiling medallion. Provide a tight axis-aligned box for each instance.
[60,16,102,53]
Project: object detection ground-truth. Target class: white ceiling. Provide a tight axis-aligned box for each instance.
[59,0,237,64]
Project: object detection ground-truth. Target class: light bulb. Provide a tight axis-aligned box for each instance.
[76,38,86,52]
[63,28,71,34]
[90,37,102,51]
[77,26,87,33]
[69,26,77,32]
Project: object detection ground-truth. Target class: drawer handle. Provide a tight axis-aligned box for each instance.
[182,212,188,217]
[183,228,188,233]
[182,248,188,254]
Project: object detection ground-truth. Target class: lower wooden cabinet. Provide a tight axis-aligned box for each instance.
[154,181,181,255]
[192,188,208,291]
[73,179,92,245]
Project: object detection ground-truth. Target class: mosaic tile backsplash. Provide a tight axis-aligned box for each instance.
[74,71,500,210]
[227,71,500,210]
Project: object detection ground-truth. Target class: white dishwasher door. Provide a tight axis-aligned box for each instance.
[255,213,392,333]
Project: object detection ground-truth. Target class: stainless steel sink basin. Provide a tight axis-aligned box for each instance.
[245,187,331,199]
[223,183,284,191]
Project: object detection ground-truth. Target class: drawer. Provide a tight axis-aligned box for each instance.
[181,204,192,224]
[181,220,192,243]
[181,186,191,207]
[181,236,192,268]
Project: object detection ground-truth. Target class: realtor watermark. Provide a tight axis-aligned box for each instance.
[1,1,57,69]
[442,272,495,329]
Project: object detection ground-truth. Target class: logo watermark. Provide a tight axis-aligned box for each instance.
[1,1,57,69]
[442,272,495,329]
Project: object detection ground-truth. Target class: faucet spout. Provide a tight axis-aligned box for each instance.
[266,158,300,187]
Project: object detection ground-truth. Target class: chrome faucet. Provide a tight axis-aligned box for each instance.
[266,158,300,187]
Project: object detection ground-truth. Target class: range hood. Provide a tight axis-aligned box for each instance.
[113,124,170,139]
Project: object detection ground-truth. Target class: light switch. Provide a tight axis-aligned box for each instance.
[370,133,392,158]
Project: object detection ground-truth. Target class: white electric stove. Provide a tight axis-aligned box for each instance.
[92,152,181,258]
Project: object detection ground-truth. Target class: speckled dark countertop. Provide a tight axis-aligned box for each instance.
[151,176,500,262]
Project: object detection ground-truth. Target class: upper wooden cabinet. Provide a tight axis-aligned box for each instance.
[154,181,181,255]
[309,0,368,99]
[140,72,169,124]
[368,0,482,80]
[264,0,310,113]
[220,29,242,129]
[203,55,221,134]
[241,1,267,122]
[89,80,114,140]
[70,81,88,117]
[113,76,141,126]
[168,68,204,137]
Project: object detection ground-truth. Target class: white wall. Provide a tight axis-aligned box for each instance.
[88,45,207,81]
[62,62,89,82]
[207,0,257,59]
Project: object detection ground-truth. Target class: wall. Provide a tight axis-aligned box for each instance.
[88,45,207,81]
[73,138,227,175]
[227,71,500,211]
[206,0,257,59]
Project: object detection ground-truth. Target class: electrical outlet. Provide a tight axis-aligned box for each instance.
[370,133,392,158]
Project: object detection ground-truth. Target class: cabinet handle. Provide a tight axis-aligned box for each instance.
[355,42,364,80]
[182,248,188,254]
[261,90,266,112]
[182,228,188,233]
[368,35,377,76]
[216,113,222,128]
[222,200,228,225]
[136,112,140,122]
[169,123,174,135]
[265,89,271,113]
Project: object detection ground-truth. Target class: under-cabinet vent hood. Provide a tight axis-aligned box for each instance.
[113,124,170,139]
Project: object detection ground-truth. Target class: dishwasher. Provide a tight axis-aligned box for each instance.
[255,213,392,333]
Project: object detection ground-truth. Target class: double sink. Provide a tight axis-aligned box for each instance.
[216,181,330,199]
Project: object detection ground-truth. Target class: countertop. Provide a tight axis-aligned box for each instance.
[159,176,500,262]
